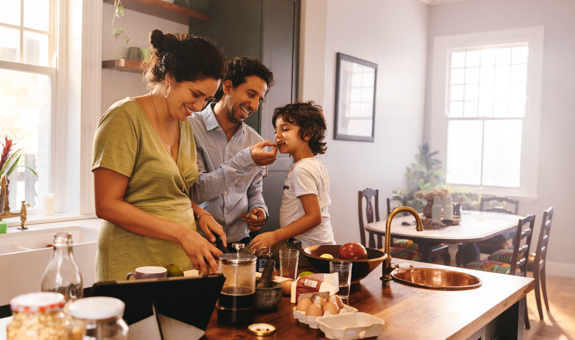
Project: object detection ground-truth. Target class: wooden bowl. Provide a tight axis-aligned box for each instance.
[302,245,387,283]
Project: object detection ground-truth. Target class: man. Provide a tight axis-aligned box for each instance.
[189,56,276,251]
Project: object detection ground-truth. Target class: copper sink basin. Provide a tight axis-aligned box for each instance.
[391,268,482,290]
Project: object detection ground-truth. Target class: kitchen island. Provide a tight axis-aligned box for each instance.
[203,259,533,340]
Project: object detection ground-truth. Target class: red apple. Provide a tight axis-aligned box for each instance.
[339,242,368,260]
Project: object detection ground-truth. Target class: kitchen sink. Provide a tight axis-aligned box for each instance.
[391,267,482,290]
[0,226,98,255]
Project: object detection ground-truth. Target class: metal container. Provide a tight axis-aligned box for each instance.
[216,253,256,324]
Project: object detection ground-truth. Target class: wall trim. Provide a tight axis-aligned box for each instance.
[546,260,575,279]
[421,0,468,5]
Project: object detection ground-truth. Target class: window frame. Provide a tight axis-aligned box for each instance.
[429,26,544,201]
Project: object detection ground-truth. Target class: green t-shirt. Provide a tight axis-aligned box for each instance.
[92,98,198,281]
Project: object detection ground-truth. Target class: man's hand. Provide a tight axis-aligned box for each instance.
[242,207,266,232]
[249,230,279,251]
[249,140,278,166]
[197,214,227,248]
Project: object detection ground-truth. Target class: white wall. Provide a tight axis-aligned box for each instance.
[300,0,429,245]
[425,0,575,275]
[101,4,188,112]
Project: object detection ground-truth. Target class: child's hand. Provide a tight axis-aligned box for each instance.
[242,207,267,232]
[250,231,279,251]
[249,140,278,166]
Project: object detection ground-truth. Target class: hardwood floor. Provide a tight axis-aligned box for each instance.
[524,274,575,340]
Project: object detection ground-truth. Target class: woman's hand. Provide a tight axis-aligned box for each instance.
[197,214,227,248]
[250,231,279,251]
[179,228,223,274]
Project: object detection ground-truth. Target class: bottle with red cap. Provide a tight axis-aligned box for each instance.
[7,292,70,339]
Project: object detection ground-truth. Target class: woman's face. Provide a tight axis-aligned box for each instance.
[165,76,221,121]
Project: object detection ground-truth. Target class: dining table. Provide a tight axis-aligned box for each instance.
[365,210,522,263]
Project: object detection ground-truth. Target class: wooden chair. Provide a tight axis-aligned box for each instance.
[532,207,554,320]
[466,214,535,329]
[475,196,520,254]
[387,195,451,266]
[358,189,421,261]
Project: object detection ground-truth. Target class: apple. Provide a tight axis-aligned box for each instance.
[339,242,368,260]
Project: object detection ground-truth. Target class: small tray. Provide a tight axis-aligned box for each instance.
[317,312,385,339]
[293,304,358,329]
[421,216,461,228]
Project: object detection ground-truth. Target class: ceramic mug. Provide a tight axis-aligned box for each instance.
[127,47,143,61]
[126,266,167,280]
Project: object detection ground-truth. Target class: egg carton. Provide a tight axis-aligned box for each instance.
[317,312,385,340]
[293,304,358,329]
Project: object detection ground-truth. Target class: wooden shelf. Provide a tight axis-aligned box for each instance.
[103,0,210,25]
[102,59,144,73]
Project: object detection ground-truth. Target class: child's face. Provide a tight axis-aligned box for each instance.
[274,115,307,155]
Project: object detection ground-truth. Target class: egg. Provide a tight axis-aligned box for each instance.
[322,301,340,315]
[313,296,327,307]
[305,302,323,317]
[331,295,344,309]
[281,280,293,296]
[296,298,312,311]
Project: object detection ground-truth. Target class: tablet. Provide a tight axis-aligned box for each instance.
[91,274,225,337]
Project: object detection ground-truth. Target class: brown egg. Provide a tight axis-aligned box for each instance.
[313,296,327,307]
[331,295,344,309]
[296,298,312,311]
[322,301,340,315]
[305,302,323,317]
[282,280,294,296]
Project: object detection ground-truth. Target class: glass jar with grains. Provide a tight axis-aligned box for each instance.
[7,292,70,340]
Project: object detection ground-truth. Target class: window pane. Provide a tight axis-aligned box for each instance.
[481,49,496,67]
[450,85,464,101]
[465,68,479,84]
[463,101,478,117]
[482,120,522,187]
[0,0,21,26]
[496,48,511,66]
[452,52,466,68]
[0,27,20,62]
[24,0,50,31]
[494,83,510,117]
[495,65,511,83]
[511,64,527,82]
[451,69,464,84]
[466,51,480,67]
[0,68,52,209]
[449,102,463,117]
[23,31,49,66]
[480,66,495,84]
[446,120,483,185]
[464,84,479,101]
[512,46,529,64]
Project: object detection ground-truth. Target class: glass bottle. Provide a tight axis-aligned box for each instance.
[431,196,442,221]
[443,196,453,220]
[41,232,83,303]
[254,246,272,273]
[7,292,70,340]
[69,297,129,340]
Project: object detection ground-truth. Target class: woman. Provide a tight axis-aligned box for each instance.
[92,30,226,281]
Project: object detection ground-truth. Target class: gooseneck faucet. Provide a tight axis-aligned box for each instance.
[381,206,423,281]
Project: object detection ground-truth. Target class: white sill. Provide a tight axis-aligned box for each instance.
[2,213,98,228]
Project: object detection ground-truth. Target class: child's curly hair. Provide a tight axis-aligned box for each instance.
[272,101,327,155]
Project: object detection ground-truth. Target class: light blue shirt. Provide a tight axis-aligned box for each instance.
[188,103,267,243]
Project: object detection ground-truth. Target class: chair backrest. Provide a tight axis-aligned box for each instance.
[386,195,407,216]
[480,196,519,215]
[534,207,554,271]
[358,188,380,247]
[510,214,535,276]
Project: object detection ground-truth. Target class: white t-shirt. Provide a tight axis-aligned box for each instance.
[279,157,336,249]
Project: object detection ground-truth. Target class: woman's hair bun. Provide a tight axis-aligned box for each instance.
[149,29,164,51]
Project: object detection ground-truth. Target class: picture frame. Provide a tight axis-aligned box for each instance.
[334,53,377,142]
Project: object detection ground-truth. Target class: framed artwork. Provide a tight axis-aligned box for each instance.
[334,53,377,142]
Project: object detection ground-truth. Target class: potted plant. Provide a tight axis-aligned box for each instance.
[0,138,38,213]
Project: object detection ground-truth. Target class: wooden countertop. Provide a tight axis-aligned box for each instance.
[202,259,534,340]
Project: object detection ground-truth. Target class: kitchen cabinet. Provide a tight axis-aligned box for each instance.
[189,0,300,230]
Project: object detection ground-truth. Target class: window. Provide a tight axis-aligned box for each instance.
[0,0,57,212]
[429,27,544,199]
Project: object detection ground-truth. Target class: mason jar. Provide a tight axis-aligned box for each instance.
[7,292,70,340]
[68,297,129,340]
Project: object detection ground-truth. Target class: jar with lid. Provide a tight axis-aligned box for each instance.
[68,297,129,340]
[253,246,272,273]
[7,292,70,340]
[41,232,83,303]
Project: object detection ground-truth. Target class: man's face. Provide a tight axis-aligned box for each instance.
[222,75,268,125]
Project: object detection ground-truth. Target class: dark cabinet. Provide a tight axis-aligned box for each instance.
[189,0,300,230]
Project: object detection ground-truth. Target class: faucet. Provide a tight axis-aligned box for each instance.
[0,175,30,230]
[381,206,423,281]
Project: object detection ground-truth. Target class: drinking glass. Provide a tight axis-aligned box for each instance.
[330,261,353,300]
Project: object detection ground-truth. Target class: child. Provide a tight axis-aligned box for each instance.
[250,101,335,266]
